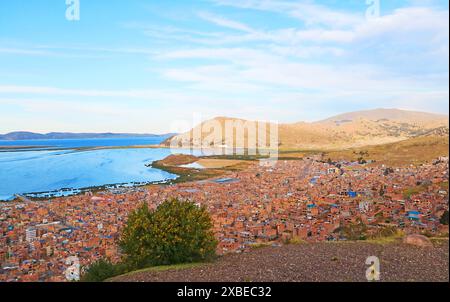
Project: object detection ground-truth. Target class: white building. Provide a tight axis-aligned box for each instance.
[25,228,37,243]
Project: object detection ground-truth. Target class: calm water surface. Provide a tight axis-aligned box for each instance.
[0,136,169,149]
[0,137,197,200]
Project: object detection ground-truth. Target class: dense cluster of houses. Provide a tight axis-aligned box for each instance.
[0,156,448,281]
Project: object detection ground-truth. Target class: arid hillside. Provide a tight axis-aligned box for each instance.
[111,240,449,282]
[164,109,449,150]
[325,134,449,166]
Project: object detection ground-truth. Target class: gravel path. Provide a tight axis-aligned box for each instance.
[113,241,449,282]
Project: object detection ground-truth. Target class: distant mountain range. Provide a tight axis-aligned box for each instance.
[0,132,176,141]
[164,108,449,150]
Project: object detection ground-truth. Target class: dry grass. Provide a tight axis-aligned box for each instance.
[151,155,253,184]
[325,135,449,166]
[196,158,245,169]
[155,154,198,166]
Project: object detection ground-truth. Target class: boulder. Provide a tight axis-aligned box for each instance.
[403,234,433,248]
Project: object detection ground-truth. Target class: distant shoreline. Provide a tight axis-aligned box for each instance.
[0,143,171,153]
[0,132,175,141]
[0,145,50,150]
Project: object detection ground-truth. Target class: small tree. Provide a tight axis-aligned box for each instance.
[81,259,127,282]
[120,199,217,268]
[440,210,449,225]
[339,219,368,240]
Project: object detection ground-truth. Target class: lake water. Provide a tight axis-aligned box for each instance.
[0,137,196,201]
[0,136,171,150]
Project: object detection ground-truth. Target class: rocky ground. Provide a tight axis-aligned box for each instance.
[112,240,449,282]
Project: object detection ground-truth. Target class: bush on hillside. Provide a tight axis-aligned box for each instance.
[440,210,449,225]
[120,199,217,269]
[338,219,368,240]
[81,259,128,282]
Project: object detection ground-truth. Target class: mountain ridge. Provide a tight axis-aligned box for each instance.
[319,108,448,123]
[164,108,449,150]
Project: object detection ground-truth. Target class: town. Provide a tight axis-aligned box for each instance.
[0,155,448,282]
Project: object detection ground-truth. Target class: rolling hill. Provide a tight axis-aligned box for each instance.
[164,109,449,150]
[325,133,449,166]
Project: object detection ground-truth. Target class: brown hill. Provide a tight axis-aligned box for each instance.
[320,108,448,124]
[164,109,449,150]
[154,154,198,166]
[325,135,449,166]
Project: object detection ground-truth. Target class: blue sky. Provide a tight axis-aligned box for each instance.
[0,0,448,133]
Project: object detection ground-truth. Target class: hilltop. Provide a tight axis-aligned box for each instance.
[164,108,449,150]
[319,108,448,125]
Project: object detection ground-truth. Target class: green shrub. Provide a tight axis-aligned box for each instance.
[120,199,217,269]
[81,259,127,282]
[440,210,449,225]
[339,219,368,241]
[372,225,399,238]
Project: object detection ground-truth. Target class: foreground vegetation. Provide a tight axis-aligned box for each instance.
[81,198,217,282]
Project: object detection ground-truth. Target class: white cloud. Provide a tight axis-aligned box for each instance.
[157,46,446,96]
[197,11,255,32]
[0,85,207,101]
[0,48,54,56]
[354,7,448,40]
[1,1,448,132]
[213,0,363,28]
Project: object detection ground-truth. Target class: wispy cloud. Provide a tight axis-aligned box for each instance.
[197,11,255,32]
[0,0,448,132]
[0,47,55,56]
[212,0,363,27]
